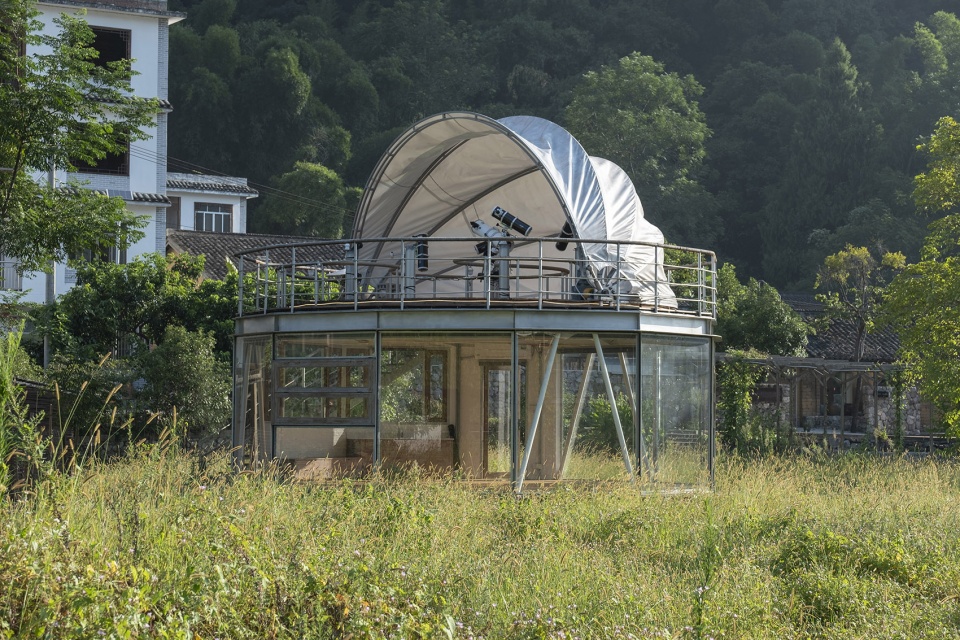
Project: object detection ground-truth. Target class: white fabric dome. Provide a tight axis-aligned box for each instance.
[352,112,675,305]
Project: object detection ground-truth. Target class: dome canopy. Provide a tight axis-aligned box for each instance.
[352,112,675,305]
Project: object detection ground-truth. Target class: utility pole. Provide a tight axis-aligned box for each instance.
[44,162,56,368]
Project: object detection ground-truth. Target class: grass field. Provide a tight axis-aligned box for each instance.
[2,446,959,638]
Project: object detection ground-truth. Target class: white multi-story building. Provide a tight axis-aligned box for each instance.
[4,1,255,303]
[165,173,258,234]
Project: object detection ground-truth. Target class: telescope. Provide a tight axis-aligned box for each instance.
[555,221,574,251]
[491,206,532,236]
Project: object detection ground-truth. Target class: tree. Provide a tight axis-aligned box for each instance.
[137,326,231,439]
[914,116,960,215]
[881,216,960,435]
[816,244,905,363]
[564,52,720,246]
[759,39,882,287]
[881,117,960,435]
[0,1,158,272]
[816,244,905,432]
[38,253,237,440]
[253,161,359,238]
[47,253,236,360]
[715,263,809,356]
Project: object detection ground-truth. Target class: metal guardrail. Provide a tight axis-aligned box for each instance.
[234,237,717,319]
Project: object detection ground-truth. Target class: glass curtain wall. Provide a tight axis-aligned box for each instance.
[234,335,272,463]
[271,333,376,478]
[640,335,712,487]
[234,329,712,487]
[379,332,513,482]
[517,333,638,486]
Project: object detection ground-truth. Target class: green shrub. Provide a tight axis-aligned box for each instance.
[0,329,47,497]
[578,392,634,453]
[137,326,231,441]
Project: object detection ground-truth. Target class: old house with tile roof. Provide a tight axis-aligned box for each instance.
[737,294,940,450]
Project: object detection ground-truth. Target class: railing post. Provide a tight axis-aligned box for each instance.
[237,255,245,317]
[402,239,416,306]
[344,242,357,304]
[497,240,510,299]
[262,249,270,314]
[538,240,544,310]
[616,241,622,312]
[711,254,717,318]
[654,245,660,312]
[697,252,705,316]
[290,246,297,312]
[483,242,491,308]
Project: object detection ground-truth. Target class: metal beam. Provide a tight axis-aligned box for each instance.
[560,352,594,478]
[593,334,635,481]
[516,334,561,492]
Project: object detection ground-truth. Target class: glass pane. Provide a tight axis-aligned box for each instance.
[381,349,446,423]
[518,332,636,483]
[641,334,711,488]
[380,332,512,480]
[233,336,272,460]
[279,395,368,420]
[275,427,374,479]
[277,365,369,389]
[484,364,517,475]
[275,333,375,359]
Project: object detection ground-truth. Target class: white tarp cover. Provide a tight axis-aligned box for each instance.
[352,111,675,304]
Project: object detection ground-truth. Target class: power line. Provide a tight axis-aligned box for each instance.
[127,144,355,217]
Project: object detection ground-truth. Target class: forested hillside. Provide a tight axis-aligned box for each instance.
[166,0,960,289]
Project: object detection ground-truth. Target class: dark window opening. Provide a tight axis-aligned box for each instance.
[73,144,130,176]
[90,26,131,68]
[166,196,181,229]
[80,235,127,265]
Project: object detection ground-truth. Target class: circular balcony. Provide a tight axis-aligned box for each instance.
[234,236,716,318]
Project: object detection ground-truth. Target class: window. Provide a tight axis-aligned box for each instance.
[65,241,127,284]
[73,144,129,176]
[380,349,447,423]
[69,27,131,175]
[0,256,21,291]
[194,202,233,233]
[166,196,181,229]
[90,26,131,68]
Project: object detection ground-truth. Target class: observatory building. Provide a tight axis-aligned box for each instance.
[232,113,716,490]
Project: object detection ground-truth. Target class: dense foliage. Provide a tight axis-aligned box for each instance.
[715,263,809,356]
[882,118,960,436]
[167,0,960,288]
[31,255,235,440]
[0,2,158,272]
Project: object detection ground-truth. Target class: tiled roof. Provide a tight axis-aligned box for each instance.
[166,230,343,281]
[42,0,186,19]
[166,173,259,196]
[782,293,900,363]
[58,185,171,205]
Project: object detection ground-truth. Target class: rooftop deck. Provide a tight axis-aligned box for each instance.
[234,236,717,319]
